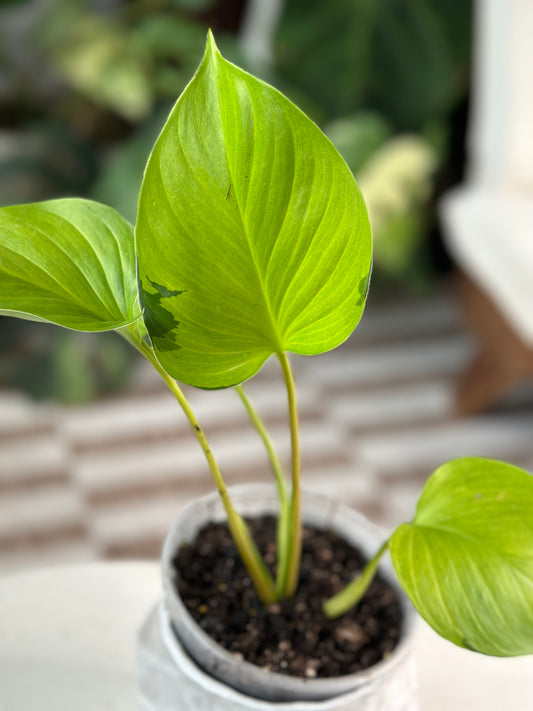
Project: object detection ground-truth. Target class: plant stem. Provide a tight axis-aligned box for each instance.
[277,351,301,598]
[236,385,290,597]
[119,325,276,605]
[322,539,390,619]
[235,385,288,505]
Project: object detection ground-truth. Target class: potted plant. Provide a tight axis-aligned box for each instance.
[0,32,532,710]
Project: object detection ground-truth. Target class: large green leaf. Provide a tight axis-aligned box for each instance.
[136,32,372,388]
[390,458,533,656]
[0,198,140,331]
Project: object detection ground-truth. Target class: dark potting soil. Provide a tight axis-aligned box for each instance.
[173,515,402,679]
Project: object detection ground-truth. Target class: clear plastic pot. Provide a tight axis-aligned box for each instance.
[138,484,418,710]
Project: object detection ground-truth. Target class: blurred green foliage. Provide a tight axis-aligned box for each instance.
[0,0,471,401]
[0,320,132,403]
[276,0,471,129]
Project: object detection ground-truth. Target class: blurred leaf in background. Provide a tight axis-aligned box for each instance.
[45,12,153,122]
[132,12,208,97]
[369,0,469,130]
[0,320,132,403]
[276,0,471,130]
[325,112,392,176]
[90,104,173,223]
[357,136,438,284]
[0,124,96,205]
[326,114,438,285]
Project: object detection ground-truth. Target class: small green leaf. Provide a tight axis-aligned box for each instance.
[136,32,372,388]
[390,457,533,656]
[0,198,141,331]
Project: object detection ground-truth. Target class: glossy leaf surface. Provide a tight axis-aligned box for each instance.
[136,32,372,388]
[390,458,533,656]
[0,199,140,331]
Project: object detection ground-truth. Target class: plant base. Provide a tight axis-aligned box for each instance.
[162,485,417,702]
[175,515,402,678]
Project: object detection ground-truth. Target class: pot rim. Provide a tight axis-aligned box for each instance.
[161,483,416,702]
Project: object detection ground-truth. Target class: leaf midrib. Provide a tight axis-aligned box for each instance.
[212,57,284,354]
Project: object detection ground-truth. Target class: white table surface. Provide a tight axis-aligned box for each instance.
[0,562,531,711]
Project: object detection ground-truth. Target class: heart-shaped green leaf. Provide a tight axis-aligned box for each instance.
[0,198,141,331]
[390,457,533,656]
[136,32,371,388]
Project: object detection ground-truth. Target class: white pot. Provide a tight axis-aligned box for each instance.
[138,484,418,710]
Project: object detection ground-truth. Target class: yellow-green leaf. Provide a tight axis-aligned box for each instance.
[0,198,140,331]
[390,458,533,656]
[136,32,372,388]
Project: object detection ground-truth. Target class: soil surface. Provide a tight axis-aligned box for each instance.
[174,515,402,679]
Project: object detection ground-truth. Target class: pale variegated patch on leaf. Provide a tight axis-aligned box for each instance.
[136,32,372,388]
[0,198,140,331]
[390,457,533,656]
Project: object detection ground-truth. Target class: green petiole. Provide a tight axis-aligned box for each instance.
[323,539,390,619]
[120,323,277,605]
[236,385,291,598]
[277,352,302,599]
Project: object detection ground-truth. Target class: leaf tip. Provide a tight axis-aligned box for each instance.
[205,28,219,61]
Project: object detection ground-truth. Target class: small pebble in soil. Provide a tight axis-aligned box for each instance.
[334,621,368,651]
[174,515,402,679]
